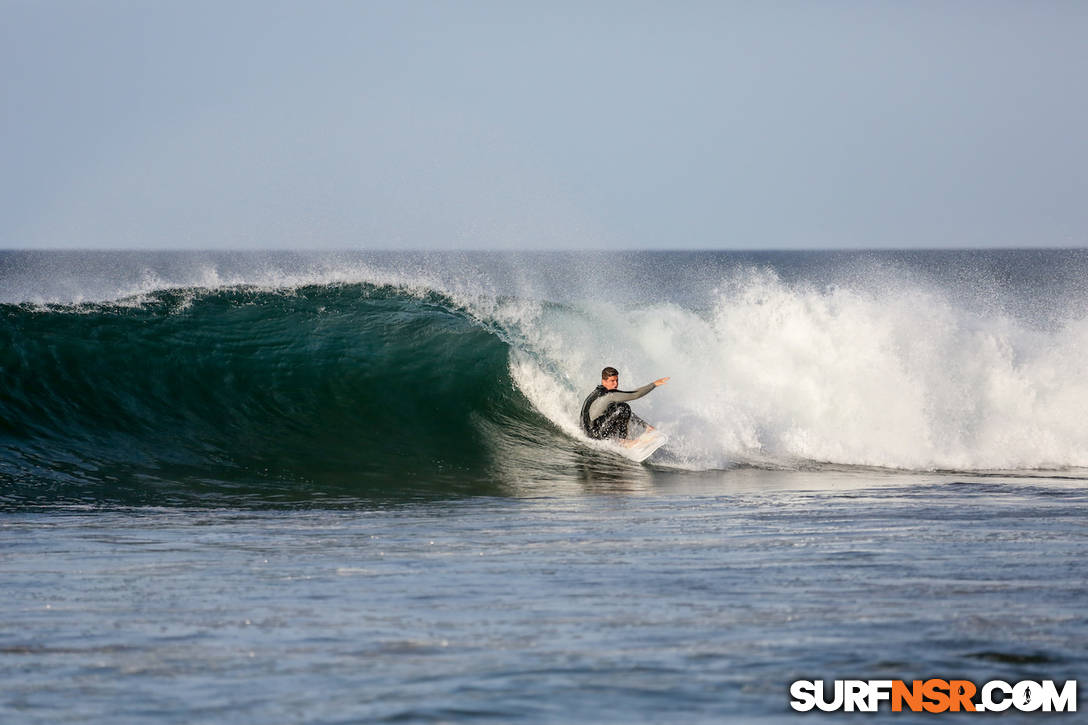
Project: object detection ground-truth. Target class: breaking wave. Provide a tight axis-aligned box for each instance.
[4,250,1088,506]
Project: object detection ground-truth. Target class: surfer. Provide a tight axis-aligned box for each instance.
[580,367,669,442]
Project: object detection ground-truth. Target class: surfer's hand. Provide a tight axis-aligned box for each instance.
[654,377,670,386]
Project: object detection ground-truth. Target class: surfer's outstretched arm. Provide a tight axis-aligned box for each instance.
[604,382,655,404]
[603,378,667,409]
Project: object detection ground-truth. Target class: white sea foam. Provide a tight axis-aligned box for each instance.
[505,267,1088,472]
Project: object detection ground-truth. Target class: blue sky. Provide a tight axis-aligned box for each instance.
[3,1,1086,249]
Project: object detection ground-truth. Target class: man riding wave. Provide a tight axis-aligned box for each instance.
[580,366,669,442]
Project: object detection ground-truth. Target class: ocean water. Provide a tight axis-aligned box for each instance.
[2,250,1087,722]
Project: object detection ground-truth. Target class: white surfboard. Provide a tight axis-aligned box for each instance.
[614,429,668,463]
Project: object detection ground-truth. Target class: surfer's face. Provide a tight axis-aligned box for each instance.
[603,375,619,390]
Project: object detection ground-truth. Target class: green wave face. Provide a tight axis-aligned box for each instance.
[1,284,546,506]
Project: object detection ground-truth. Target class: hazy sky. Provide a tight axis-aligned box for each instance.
[3,1,1086,250]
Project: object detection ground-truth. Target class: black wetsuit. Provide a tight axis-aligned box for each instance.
[580,383,655,440]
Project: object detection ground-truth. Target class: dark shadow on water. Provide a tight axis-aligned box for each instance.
[7,434,1087,512]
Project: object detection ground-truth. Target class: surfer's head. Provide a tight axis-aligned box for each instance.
[601,367,619,390]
